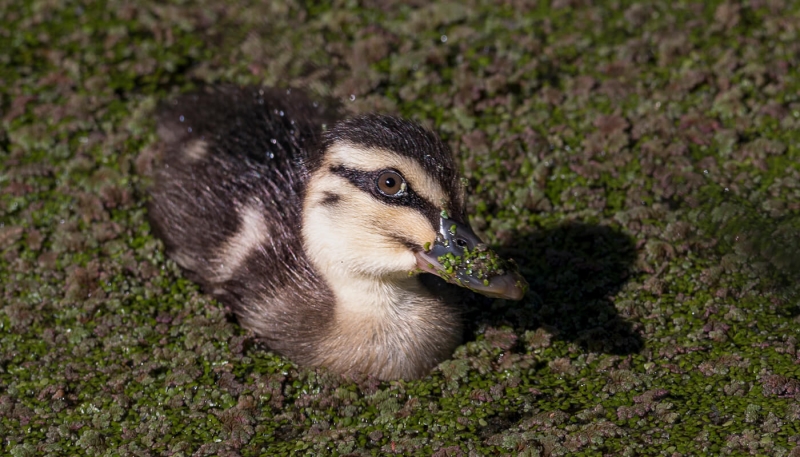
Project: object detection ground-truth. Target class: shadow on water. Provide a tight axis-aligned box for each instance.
[463,222,643,355]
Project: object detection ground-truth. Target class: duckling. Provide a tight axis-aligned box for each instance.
[148,86,527,380]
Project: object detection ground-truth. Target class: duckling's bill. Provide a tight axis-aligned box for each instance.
[414,216,528,300]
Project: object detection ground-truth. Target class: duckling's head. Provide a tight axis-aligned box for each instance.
[302,115,526,301]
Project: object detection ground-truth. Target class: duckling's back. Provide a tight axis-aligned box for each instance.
[148,86,337,359]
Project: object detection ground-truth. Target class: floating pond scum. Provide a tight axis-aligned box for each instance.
[1,0,800,455]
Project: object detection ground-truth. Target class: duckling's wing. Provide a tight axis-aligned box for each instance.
[155,86,336,167]
[150,86,325,271]
[148,87,337,355]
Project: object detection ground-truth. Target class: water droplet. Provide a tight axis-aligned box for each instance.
[270,138,277,144]
[703,169,708,174]
[269,152,274,159]
[179,115,184,122]
[724,187,729,192]
[440,35,448,43]
[349,94,356,101]
[279,110,284,117]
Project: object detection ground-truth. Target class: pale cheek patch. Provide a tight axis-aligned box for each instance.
[303,174,437,279]
[215,204,269,281]
[305,205,418,277]
[182,139,208,162]
[338,191,436,249]
[373,205,437,250]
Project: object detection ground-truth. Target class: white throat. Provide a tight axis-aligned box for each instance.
[324,269,429,320]
[306,261,460,379]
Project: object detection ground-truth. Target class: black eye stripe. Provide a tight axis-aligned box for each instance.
[329,165,440,230]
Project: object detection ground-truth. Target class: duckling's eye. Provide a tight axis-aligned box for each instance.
[376,170,406,196]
